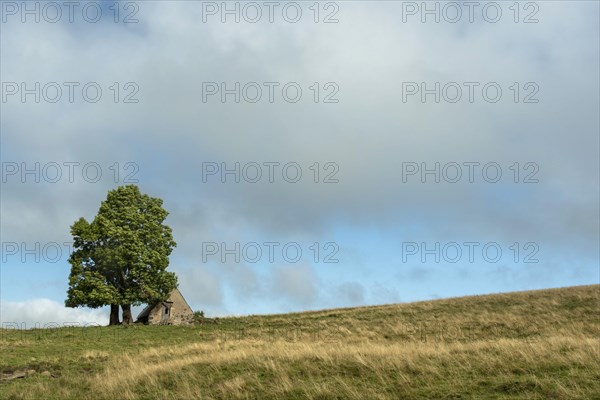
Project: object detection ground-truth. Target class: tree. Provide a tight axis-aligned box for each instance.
[66,185,178,325]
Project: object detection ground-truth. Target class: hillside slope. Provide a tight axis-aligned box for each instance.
[1,285,599,399]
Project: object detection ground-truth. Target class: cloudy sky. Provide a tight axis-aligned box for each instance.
[1,1,598,327]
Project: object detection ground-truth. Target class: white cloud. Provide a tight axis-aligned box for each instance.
[0,299,107,328]
[1,1,598,312]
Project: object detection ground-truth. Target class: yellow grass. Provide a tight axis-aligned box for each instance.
[1,284,598,399]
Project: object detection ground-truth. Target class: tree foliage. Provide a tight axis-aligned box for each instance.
[66,185,177,324]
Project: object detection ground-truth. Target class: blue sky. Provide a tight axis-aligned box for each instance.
[1,1,598,326]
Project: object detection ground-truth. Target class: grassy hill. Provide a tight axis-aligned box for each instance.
[1,285,598,399]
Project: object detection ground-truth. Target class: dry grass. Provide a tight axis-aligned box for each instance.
[89,332,599,399]
[1,284,598,399]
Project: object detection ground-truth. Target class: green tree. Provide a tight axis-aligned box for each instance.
[66,185,178,325]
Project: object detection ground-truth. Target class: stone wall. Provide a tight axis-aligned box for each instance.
[167,288,194,325]
[146,303,166,325]
[146,288,194,325]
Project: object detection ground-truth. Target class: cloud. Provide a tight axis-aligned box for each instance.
[2,2,597,249]
[177,266,224,311]
[336,282,365,306]
[1,1,598,312]
[0,299,107,328]
[270,264,319,307]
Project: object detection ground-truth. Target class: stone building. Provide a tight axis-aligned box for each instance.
[136,287,194,325]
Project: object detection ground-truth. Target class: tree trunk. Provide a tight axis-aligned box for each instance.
[109,304,120,325]
[121,304,134,325]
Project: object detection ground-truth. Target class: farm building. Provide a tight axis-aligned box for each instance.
[136,287,194,325]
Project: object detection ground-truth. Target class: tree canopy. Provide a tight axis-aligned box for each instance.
[66,185,177,324]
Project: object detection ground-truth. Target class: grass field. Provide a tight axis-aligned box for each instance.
[1,285,599,399]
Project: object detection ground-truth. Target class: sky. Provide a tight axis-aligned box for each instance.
[1,0,598,327]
